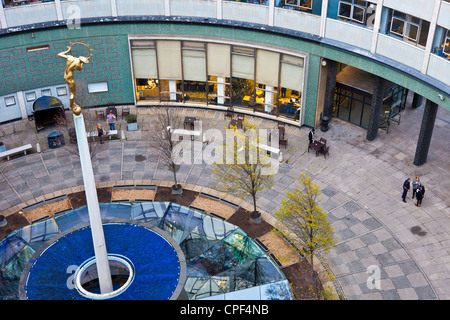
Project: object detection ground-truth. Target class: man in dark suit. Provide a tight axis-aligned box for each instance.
[402,178,411,203]
[308,128,315,144]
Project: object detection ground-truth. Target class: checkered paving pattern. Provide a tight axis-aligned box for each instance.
[0,103,449,299]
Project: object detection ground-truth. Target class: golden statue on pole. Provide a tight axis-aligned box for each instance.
[58,41,93,115]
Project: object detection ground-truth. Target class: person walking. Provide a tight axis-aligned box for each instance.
[415,185,424,207]
[412,176,421,199]
[107,111,116,131]
[402,178,411,203]
[97,123,104,144]
[308,128,315,144]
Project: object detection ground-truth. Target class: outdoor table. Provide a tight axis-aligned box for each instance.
[184,116,196,130]
[229,119,243,129]
[309,140,325,157]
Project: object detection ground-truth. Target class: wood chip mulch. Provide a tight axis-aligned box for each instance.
[190,195,238,219]
[112,188,156,202]
[258,231,302,267]
[23,198,72,223]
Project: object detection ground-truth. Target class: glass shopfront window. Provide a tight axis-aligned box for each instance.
[333,83,406,129]
[278,54,304,120]
[130,39,306,124]
[207,43,231,106]
[182,41,207,103]
[231,46,255,110]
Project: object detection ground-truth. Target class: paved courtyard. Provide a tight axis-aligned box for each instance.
[0,96,449,300]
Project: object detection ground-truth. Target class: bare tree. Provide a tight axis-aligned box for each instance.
[148,107,184,193]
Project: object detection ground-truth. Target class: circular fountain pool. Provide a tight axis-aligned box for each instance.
[20,222,185,300]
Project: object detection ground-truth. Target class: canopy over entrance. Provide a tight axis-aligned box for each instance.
[32,96,66,131]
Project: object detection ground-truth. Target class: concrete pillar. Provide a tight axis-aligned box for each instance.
[414,100,438,166]
[216,0,223,19]
[322,59,338,120]
[366,76,385,141]
[0,2,7,29]
[268,0,274,27]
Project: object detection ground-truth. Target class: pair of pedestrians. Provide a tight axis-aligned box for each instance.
[402,176,425,206]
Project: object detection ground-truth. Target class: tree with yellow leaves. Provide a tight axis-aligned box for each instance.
[274,172,336,297]
[212,118,275,221]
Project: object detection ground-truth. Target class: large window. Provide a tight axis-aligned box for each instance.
[131,39,306,123]
[434,28,450,59]
[337,0,376,28]
[182,41,207,103]
[207,43,231,106]
[2,0,55,8]
[283,0,313,12]
[333,83,406,129]
[231,46,255,110]
[388,10,430,47]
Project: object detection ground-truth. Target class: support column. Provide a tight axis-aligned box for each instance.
[414,100,438,166]
[322,59,338,120]
[268,0,274,27]
[0,3,7,29]
[366,76,385,141]
[216,0,222,19]
[164,0,170,16]
[54,0,63,21]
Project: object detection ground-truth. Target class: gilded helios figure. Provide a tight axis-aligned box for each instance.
[58,41,93,115]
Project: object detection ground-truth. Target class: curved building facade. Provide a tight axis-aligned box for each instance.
[0,0,448,164]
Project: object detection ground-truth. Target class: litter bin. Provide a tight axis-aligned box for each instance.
[48,131,65,149]
[320,116,330,132]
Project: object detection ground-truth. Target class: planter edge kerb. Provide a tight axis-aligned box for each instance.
[171,184,183,195]
[249,210,261,224]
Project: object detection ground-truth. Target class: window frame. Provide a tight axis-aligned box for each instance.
[338,0,367,24]
[284,0,313,11]
[442,29,450,57]
[389,10,424,46]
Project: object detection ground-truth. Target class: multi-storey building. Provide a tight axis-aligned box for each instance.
[0,0,448,164]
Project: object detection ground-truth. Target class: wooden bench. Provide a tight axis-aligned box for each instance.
[87,130,118,140]
[172,128,202,141]
[0,144,33,160]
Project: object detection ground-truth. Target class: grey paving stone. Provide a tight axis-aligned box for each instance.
[398,260,422,275]
[321,185,339,198]
[337,228,357,241]
[380,289,401,300]
[390,275,411,290]
[360,233,379,246]
[354,246,373,260]
[375,252,396,266]
[414,285,437,299]
[322,198,340,211]
[381,237,403,251]
[342,200,362,214]
[361,217,383,230]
